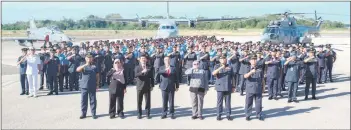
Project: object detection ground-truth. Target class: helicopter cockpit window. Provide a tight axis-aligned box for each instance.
[264,27,278,34]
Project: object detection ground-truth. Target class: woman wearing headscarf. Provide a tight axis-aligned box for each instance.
[107,58,127,119]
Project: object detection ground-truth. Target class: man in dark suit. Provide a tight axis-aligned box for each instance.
[157,56,179,119]
[135,54,154,119]
[244,54,264,121]
[212,55,234,121]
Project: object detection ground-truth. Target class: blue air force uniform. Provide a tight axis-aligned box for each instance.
[45,55,60,94]
[238,55,250,94]
[325,47,336,82]
[213,63,233,120]
[304,55,318,99]
[79,62,98,117]
[285,59,301,101]
[265,56,281,99]
[316,51,327,83]
[18,53,29,95]
[244,66,264,120]
[68,53,82,91]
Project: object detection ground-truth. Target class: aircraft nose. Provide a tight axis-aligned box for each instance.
[61,35,70,41]
[159,31,171,38]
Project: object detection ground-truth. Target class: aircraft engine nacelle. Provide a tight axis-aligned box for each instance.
[188,20,196,28]
[139,20,148,27]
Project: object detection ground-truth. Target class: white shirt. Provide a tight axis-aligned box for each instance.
[26,54,41,75]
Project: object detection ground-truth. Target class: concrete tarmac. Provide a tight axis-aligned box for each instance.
[1,34,350,129]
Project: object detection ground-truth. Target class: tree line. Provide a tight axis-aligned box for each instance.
[1,13,347,30]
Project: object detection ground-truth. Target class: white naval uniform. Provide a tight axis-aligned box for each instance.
[25,54,41,96]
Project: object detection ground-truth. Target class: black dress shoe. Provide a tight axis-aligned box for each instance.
[60,90,63,92]
[240,92,244,96]
[278,94,284,98]
[54,92,58,95]
[20,92,25,95]
[92,115,98,119]
[293,100,299,103]
[198,116,204,120]
[47,92,53,95]
[274,97,279,100]
[39,87,43,90]
[312,97,318,100]
[268,97,273,100]
[110,115,115,119]
[191,116,198,120]
[119,112,125,118]
[245,116,251,121]
[161,115,167,119]
[304,97,308,100]
[171,114,175,119]
[288,100,292,103]
[258,116,265,121]
[137,115,142,119]
[79,115,86,119]
[226,116,233,121]
[216,116,222,121]
[25,92,29,95]
[147,115,151,119]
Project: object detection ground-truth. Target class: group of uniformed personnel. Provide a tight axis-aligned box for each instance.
[18,35,336,121]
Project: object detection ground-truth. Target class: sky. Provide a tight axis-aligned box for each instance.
[2,2,350,24]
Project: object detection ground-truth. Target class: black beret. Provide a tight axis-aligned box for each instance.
[219,55,226,59]
[270,49,278,52]
[21,48,28,51]
[157,46,162,49]
[86,54,93,58]
[128,45,133,48]
[249,54,257,60]
[50,48,56,52]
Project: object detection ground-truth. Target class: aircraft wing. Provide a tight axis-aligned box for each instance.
[1,37,43,41]
[87,18,139,22]
[195,17,246,22]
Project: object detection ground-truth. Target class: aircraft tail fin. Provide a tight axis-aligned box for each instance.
[316,17,323,29]
[166,1,170,19]
[29,19,37,29]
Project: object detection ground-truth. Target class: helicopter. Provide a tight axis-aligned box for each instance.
[260,10,351,45]
[259,10,328,45]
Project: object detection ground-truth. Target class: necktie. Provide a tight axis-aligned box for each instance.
[167,68,170,76]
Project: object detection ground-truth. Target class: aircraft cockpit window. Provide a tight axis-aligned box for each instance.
[160,25,175,30]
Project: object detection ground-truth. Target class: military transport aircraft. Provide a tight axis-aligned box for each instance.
[87,2,245,39]
[2,19,73,47]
